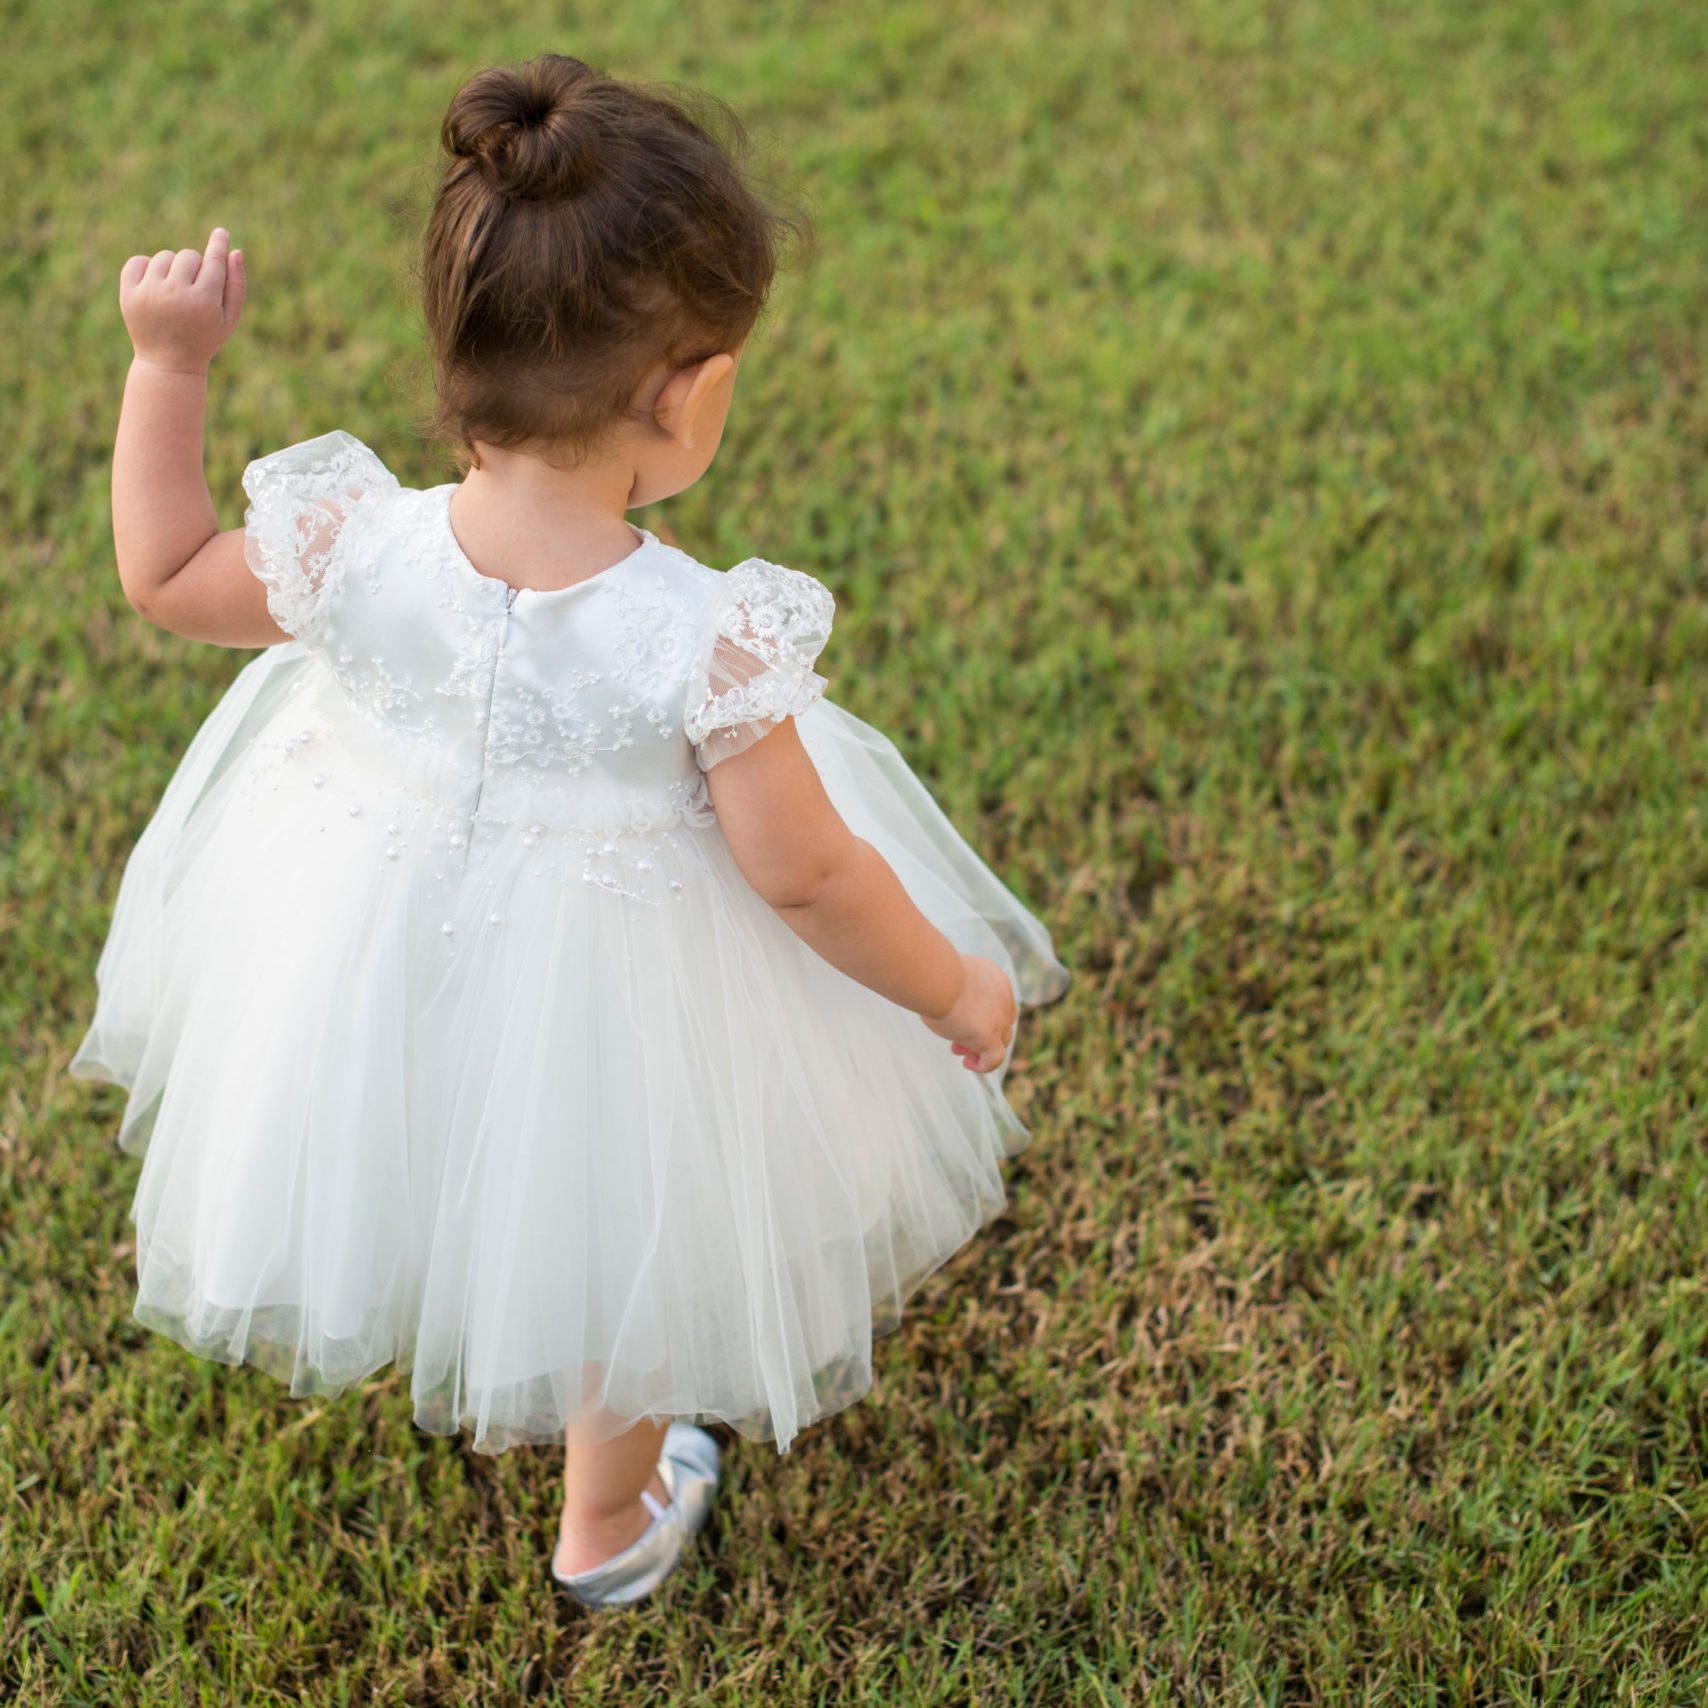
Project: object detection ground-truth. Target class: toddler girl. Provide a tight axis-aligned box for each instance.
[71,52,1070,1608]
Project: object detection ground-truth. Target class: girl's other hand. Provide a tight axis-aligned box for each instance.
[921,954,1018,1073]
[119,227,247,376]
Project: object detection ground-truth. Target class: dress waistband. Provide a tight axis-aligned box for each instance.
[291,671,717,840]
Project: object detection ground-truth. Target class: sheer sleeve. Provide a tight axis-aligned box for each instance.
[683,559,835,770]
[241,431,399,647]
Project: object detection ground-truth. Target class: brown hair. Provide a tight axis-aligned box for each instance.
[421,53,804,465]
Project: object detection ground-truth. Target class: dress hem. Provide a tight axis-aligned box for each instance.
[125,1172,1018,1458]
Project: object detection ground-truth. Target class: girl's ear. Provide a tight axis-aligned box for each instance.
[652,352,738,450]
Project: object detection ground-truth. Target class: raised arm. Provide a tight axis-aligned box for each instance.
[113,227,286,647]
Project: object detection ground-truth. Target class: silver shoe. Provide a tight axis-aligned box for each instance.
[550,1423,721,1609]
[662,1421,720,1536]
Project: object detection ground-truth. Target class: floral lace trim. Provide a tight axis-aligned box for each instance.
[683,558,834,770]
[242,431,399,648]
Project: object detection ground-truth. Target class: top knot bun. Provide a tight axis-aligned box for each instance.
[442,55,602,201]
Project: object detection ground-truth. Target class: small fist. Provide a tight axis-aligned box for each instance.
[921,954,1018,1074]
[119,227,247,374]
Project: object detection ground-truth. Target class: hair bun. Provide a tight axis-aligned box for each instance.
[442,55,601,201]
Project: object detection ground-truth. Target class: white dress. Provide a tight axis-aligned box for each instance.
[69,431,1072,1454]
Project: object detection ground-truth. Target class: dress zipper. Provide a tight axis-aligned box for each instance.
[468,584,519,824]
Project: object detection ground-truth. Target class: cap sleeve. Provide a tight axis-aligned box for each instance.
[242,430,399,646]
[683,558,835,769]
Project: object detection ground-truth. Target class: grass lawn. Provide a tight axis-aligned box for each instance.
[5,0,1708,1700]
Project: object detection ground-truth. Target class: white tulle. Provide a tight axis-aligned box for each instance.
[69,432,1072,1455]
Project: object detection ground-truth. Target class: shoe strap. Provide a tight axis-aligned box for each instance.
[640,1487,668,1522]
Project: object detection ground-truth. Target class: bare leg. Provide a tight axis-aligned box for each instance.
[555,1411,671,1578]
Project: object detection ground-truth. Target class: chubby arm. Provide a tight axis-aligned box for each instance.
[705,717,1018,1072]
[112,227,285,647]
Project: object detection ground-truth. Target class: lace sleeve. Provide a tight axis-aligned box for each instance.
[683,559,835,770]
[242,431,399,646]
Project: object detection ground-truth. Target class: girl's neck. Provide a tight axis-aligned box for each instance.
[450,439,646,588]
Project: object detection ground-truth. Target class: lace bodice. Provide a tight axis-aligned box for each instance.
[240,432,835,845]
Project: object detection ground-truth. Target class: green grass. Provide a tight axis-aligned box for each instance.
[5,0,1708,1700]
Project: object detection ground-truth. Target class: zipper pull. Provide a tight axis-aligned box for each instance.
[505,584,519,611]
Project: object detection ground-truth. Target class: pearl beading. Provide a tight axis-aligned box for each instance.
[236,704,710,962]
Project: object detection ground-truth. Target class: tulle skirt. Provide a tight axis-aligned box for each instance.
[69,642,1071,1453]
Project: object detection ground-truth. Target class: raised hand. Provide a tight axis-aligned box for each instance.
[119,227,247,376]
